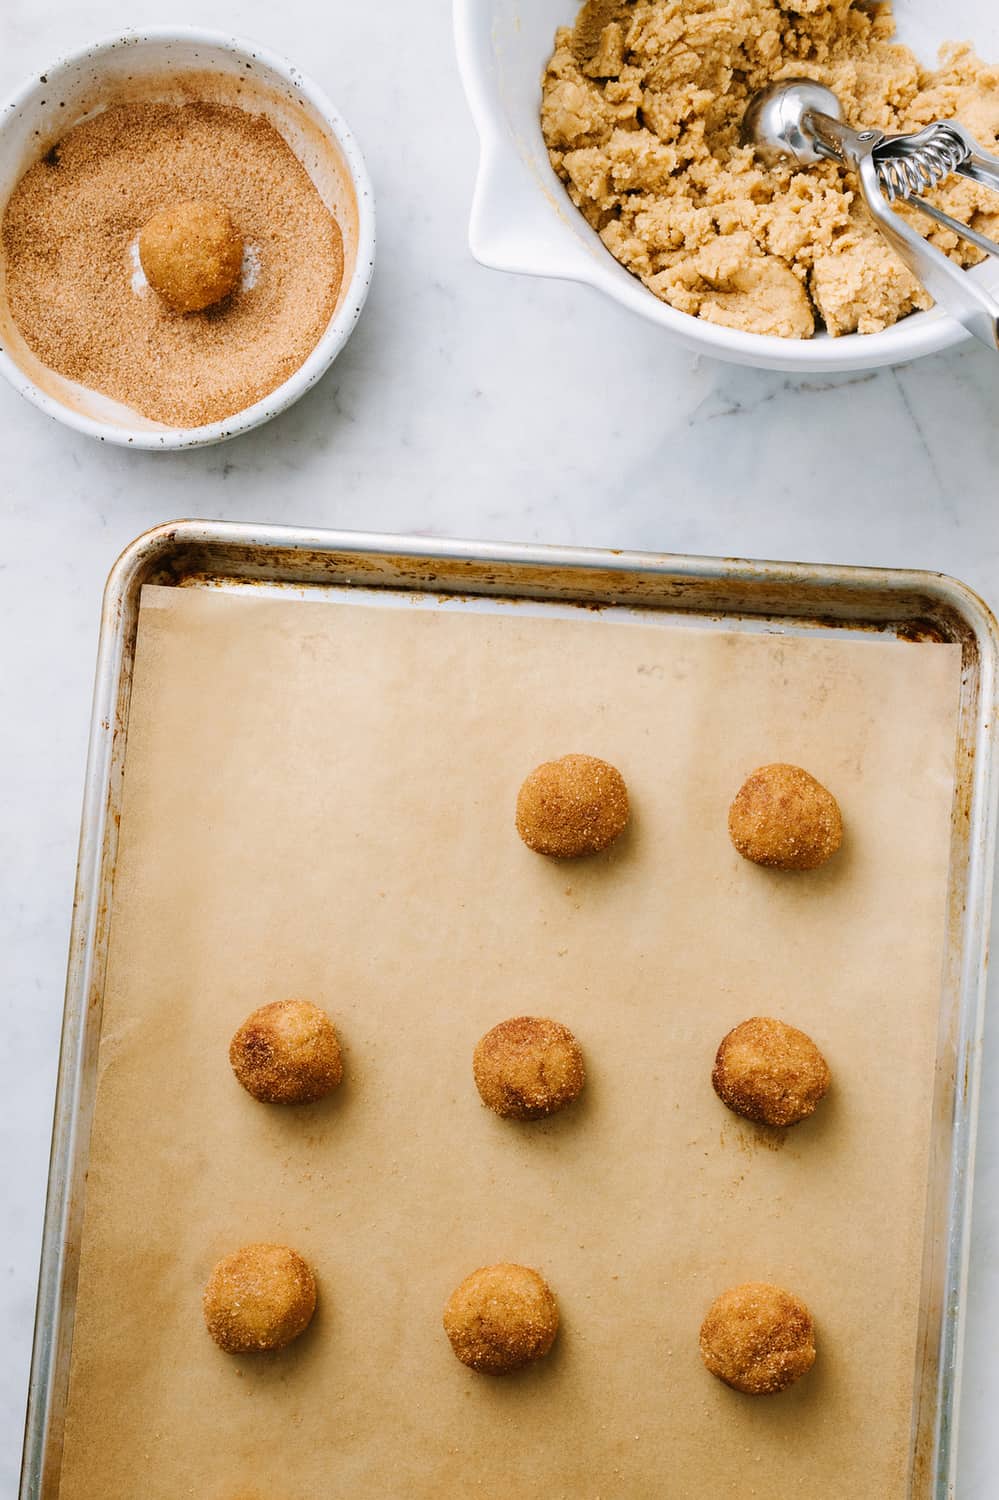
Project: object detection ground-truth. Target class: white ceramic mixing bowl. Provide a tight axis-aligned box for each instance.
[0,28,375,447]
[454,0,999,371]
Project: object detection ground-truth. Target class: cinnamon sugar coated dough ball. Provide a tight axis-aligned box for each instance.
[711,1020,828,1128]
[713,1017,830,1127]
[729,763,843,870]
[138,199,243,312]
[700,1283,816,1395]
[229,999,343,1105]
[203,1244,317,1353]
[443,1263,559,1373]
[474,1016,585,1120]
[516,753,629,857]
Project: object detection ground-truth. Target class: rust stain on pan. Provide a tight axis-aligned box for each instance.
[897,619,951,644]
[147,542,980,654]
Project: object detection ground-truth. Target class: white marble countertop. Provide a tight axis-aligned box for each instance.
[3,1,999,1495]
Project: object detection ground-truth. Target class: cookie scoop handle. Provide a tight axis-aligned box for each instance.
[854,150,999,353]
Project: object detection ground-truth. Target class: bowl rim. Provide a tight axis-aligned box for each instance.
[452,0,972,373]
[0,25,376,449]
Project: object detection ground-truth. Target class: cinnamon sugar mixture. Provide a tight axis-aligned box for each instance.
[1,100,343,427]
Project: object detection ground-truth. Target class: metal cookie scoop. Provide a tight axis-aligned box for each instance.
[742,79,999,351]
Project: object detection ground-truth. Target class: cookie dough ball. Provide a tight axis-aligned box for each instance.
[700,1282,816,1395]
[474,1016,585,1120]
[712,1017,830,1127]
[516,753,629,858]
[204,1243,317,1354]
[728,763,842,870]
[443,1263,559,1374]
[229,999,343,1105]
[139,199,243,312]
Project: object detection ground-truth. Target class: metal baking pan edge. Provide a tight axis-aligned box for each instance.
[19,520,999,1500]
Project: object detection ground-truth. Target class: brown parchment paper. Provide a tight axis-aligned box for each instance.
[57,584,964,1500]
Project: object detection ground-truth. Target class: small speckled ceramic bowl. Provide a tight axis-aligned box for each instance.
[0,28,375,448]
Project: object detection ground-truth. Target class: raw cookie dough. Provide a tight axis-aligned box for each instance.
[712,1017,831,1127]
[139,199,243,312]
[516,753,629,857]
[229,999,343,1105]
[473,1016,586,1120]
[542,1,999,337]
[729,763,843,870]
[443,1263,560,1373]
[203,1243,317,1353]
[700,1282,816,1394]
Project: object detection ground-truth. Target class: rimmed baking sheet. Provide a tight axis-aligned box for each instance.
[50,571,973,1499]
